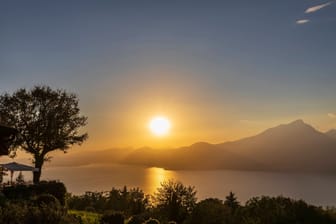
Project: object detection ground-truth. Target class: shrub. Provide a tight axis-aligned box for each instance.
[25,203,66,224]
[100,211,124,224]
[35,193,61,207]
[0,201,27,224]
[69,210,101,224]
[127,215,146,224]
[85,206,96,212]
[0,200,78,224]
[0,192,7,206]
[36,181,67,205]
[143,218,160,224]
[3,180,67,205]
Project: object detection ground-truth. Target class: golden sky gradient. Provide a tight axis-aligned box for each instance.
[1,1,336,151]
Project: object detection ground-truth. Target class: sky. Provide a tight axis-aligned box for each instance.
[1,0,336,150]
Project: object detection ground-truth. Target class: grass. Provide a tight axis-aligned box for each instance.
[69,210,101,224]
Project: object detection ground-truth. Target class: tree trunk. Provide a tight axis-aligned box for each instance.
[33,156,44,184]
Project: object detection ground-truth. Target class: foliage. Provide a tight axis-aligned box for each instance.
[126,215,147,224]
[241,196,336,224]
[224,191,240,211]
[69,210,100,224]
[35,193,61,207]
[152,180,197,223]
[3,180,67,205]
[0,200,77,224]
[68,186,149,215]
[100,211,124,224]
[186,198,229,224]
[143,218,160,224]
[0,85,88,183]
[107,186,149,215]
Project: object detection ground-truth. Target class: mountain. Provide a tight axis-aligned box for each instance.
[123,142,262,170]
[326,129,336,140]
[217,119,336,172]
[123,119,336,172]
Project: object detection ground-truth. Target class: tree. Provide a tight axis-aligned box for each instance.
[242,196,335,224]
[0,85,88,183]
[187,198,229,224]
[0,125,17,156]
[153,180,197,223]
[106,186,149,215]
[224,191,240,211]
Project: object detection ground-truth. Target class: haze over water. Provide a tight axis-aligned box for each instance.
[41,164,336,207]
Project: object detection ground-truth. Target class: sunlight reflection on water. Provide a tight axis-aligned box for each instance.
[144,167,175,194]
[15,163,336,206]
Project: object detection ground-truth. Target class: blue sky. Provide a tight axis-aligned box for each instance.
[1,0,336,148]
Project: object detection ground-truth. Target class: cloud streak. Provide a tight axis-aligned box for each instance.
[296,19,310,24]
[305,2,333,13]
[328,113,336,118]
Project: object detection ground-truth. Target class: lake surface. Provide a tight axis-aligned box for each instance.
[10,163,336,206]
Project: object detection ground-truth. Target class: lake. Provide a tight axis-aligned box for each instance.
[10,163,336,206]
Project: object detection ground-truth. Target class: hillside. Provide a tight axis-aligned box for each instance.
[123,120,336,172]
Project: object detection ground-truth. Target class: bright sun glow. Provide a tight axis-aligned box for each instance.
[149,116,171,137]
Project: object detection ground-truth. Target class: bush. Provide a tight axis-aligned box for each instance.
[100,211,124,224]
[25,203,66,224]
[69,210,101,224]
[143,218,160,224]
[36,181,67,205]
[85,206,96,212]
[0,201,27,224]
[0,192,7,206]
[0,200,78,224]
[127,216,144,224]
[3,180,67,205]
[35,193,61,207]
[127,215,148,224]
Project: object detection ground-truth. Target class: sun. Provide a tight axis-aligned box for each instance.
[149,116,171,137]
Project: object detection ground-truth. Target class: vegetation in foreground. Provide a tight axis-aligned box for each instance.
[1,179,336,224]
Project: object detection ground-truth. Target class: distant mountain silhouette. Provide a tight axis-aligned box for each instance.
[326,129,336,140]
[123,142,262,170]
[123,120,336,172]
[217,119,336,172]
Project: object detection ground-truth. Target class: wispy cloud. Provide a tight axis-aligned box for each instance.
[305,2,333,14]
[296,19,310,24]
[328,113,336,118]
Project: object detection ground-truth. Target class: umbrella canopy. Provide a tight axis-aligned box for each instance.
[1,162,38,184]
[1,162,38,172]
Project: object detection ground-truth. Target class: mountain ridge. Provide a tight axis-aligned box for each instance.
[123,119,336,172]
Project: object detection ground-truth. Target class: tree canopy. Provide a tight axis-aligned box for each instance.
[153,180,197,223]
[0,85,88,183]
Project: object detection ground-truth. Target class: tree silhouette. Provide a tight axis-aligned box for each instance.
[242,196,335,224]
[0,85,88,183]
[0,125,17,156]
[224,191,240,211]
[187,198,228,224]
[153,180,197,223]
